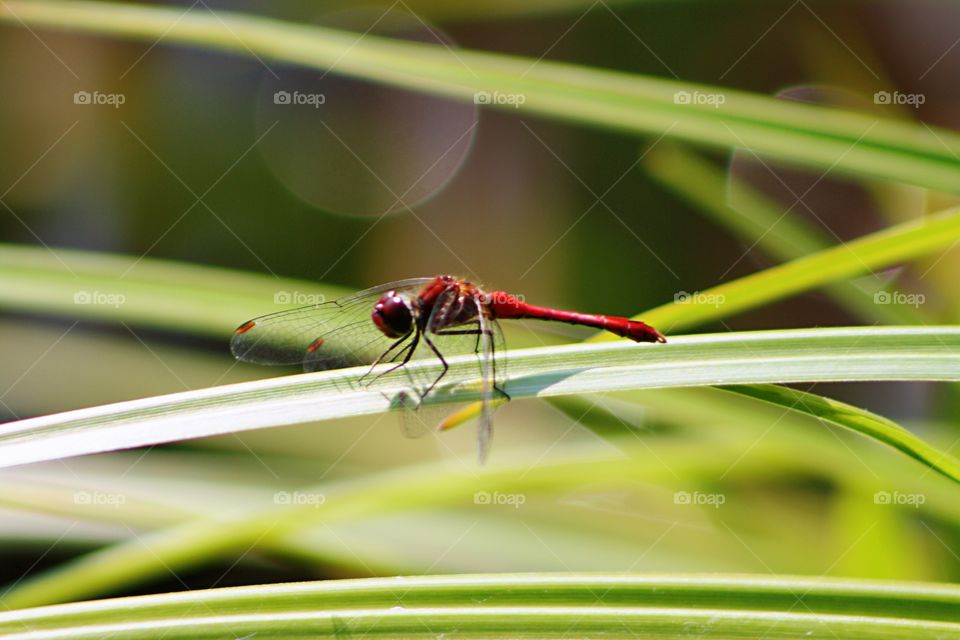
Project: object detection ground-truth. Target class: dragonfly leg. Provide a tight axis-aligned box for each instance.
[488,329,510,401]
[433,324,484,350]
[420,331,449,399]
[374,331,421,383]
[431,327,510,400]
[362,329,418,386]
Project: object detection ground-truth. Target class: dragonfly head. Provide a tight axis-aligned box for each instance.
[372,290,414,338]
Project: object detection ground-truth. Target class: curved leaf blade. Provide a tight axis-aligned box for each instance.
[0,326,958,473]
[2,574,960,639]
[719,383,960,484]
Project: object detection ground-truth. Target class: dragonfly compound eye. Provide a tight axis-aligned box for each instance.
[372,291,413,338]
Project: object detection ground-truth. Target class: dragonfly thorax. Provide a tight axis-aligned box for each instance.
[372,290,415,338]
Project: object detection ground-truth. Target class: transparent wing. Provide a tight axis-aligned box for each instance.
[230,278,432,372]
[474,300,506,463]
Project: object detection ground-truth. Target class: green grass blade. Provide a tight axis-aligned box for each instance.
[2,574,960,639]
[6,419,960,593]
[1,434,958,610]
[643,143,922,325]
[2,1,960,192]
[611,206,960,335]
[0,244,343,337]
[1,326,958,472]
[647,144,836,257]
[719,383,960,483]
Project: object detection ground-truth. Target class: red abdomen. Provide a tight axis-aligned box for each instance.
[488,292,665,343]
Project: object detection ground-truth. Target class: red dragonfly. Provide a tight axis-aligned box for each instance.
[231,275,665,462]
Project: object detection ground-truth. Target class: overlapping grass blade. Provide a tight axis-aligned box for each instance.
[609,206,960,335]
[642,143,922,324]
[2,1,960,192]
